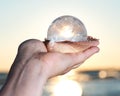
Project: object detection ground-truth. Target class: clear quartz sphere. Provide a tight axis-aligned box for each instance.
[47,15,87,42]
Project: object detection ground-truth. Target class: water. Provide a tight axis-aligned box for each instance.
[0,71,120,96]
[44,70,120,96]
[81,79,120,96]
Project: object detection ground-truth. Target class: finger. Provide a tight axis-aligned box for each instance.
[71,46,99,65]
[72,64,81,69]
[78,39,99,47]
[77,46,99,62]
[18,39,47,53]
[87,36,99,41]
[75,40,99,53]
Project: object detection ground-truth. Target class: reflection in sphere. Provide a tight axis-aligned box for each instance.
[47,15,87,42]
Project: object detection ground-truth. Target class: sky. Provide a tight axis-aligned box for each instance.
[0,0,120,72]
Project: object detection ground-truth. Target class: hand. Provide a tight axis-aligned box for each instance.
[9,39,99,79]
[0,39,99,96]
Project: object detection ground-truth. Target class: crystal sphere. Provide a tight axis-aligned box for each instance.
[47,15,87,42]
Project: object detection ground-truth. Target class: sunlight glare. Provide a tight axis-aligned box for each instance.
[53,79,82,96]
[59,25,74,38]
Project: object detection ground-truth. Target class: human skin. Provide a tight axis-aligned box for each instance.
[0,39,99,96]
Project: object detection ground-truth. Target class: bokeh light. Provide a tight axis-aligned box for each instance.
[99,70,107,79]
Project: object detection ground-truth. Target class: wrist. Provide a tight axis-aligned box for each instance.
[0,59,48,96]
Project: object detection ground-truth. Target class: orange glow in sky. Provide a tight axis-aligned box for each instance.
[0,0,120,72]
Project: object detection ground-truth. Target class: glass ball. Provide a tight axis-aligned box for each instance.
[47,15,87,42]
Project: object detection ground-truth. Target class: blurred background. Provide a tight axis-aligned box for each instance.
[0,0,120,96]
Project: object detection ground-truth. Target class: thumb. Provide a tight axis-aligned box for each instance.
[71,46,99,66]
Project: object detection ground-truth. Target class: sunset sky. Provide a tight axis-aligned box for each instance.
[0,0,120,72]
